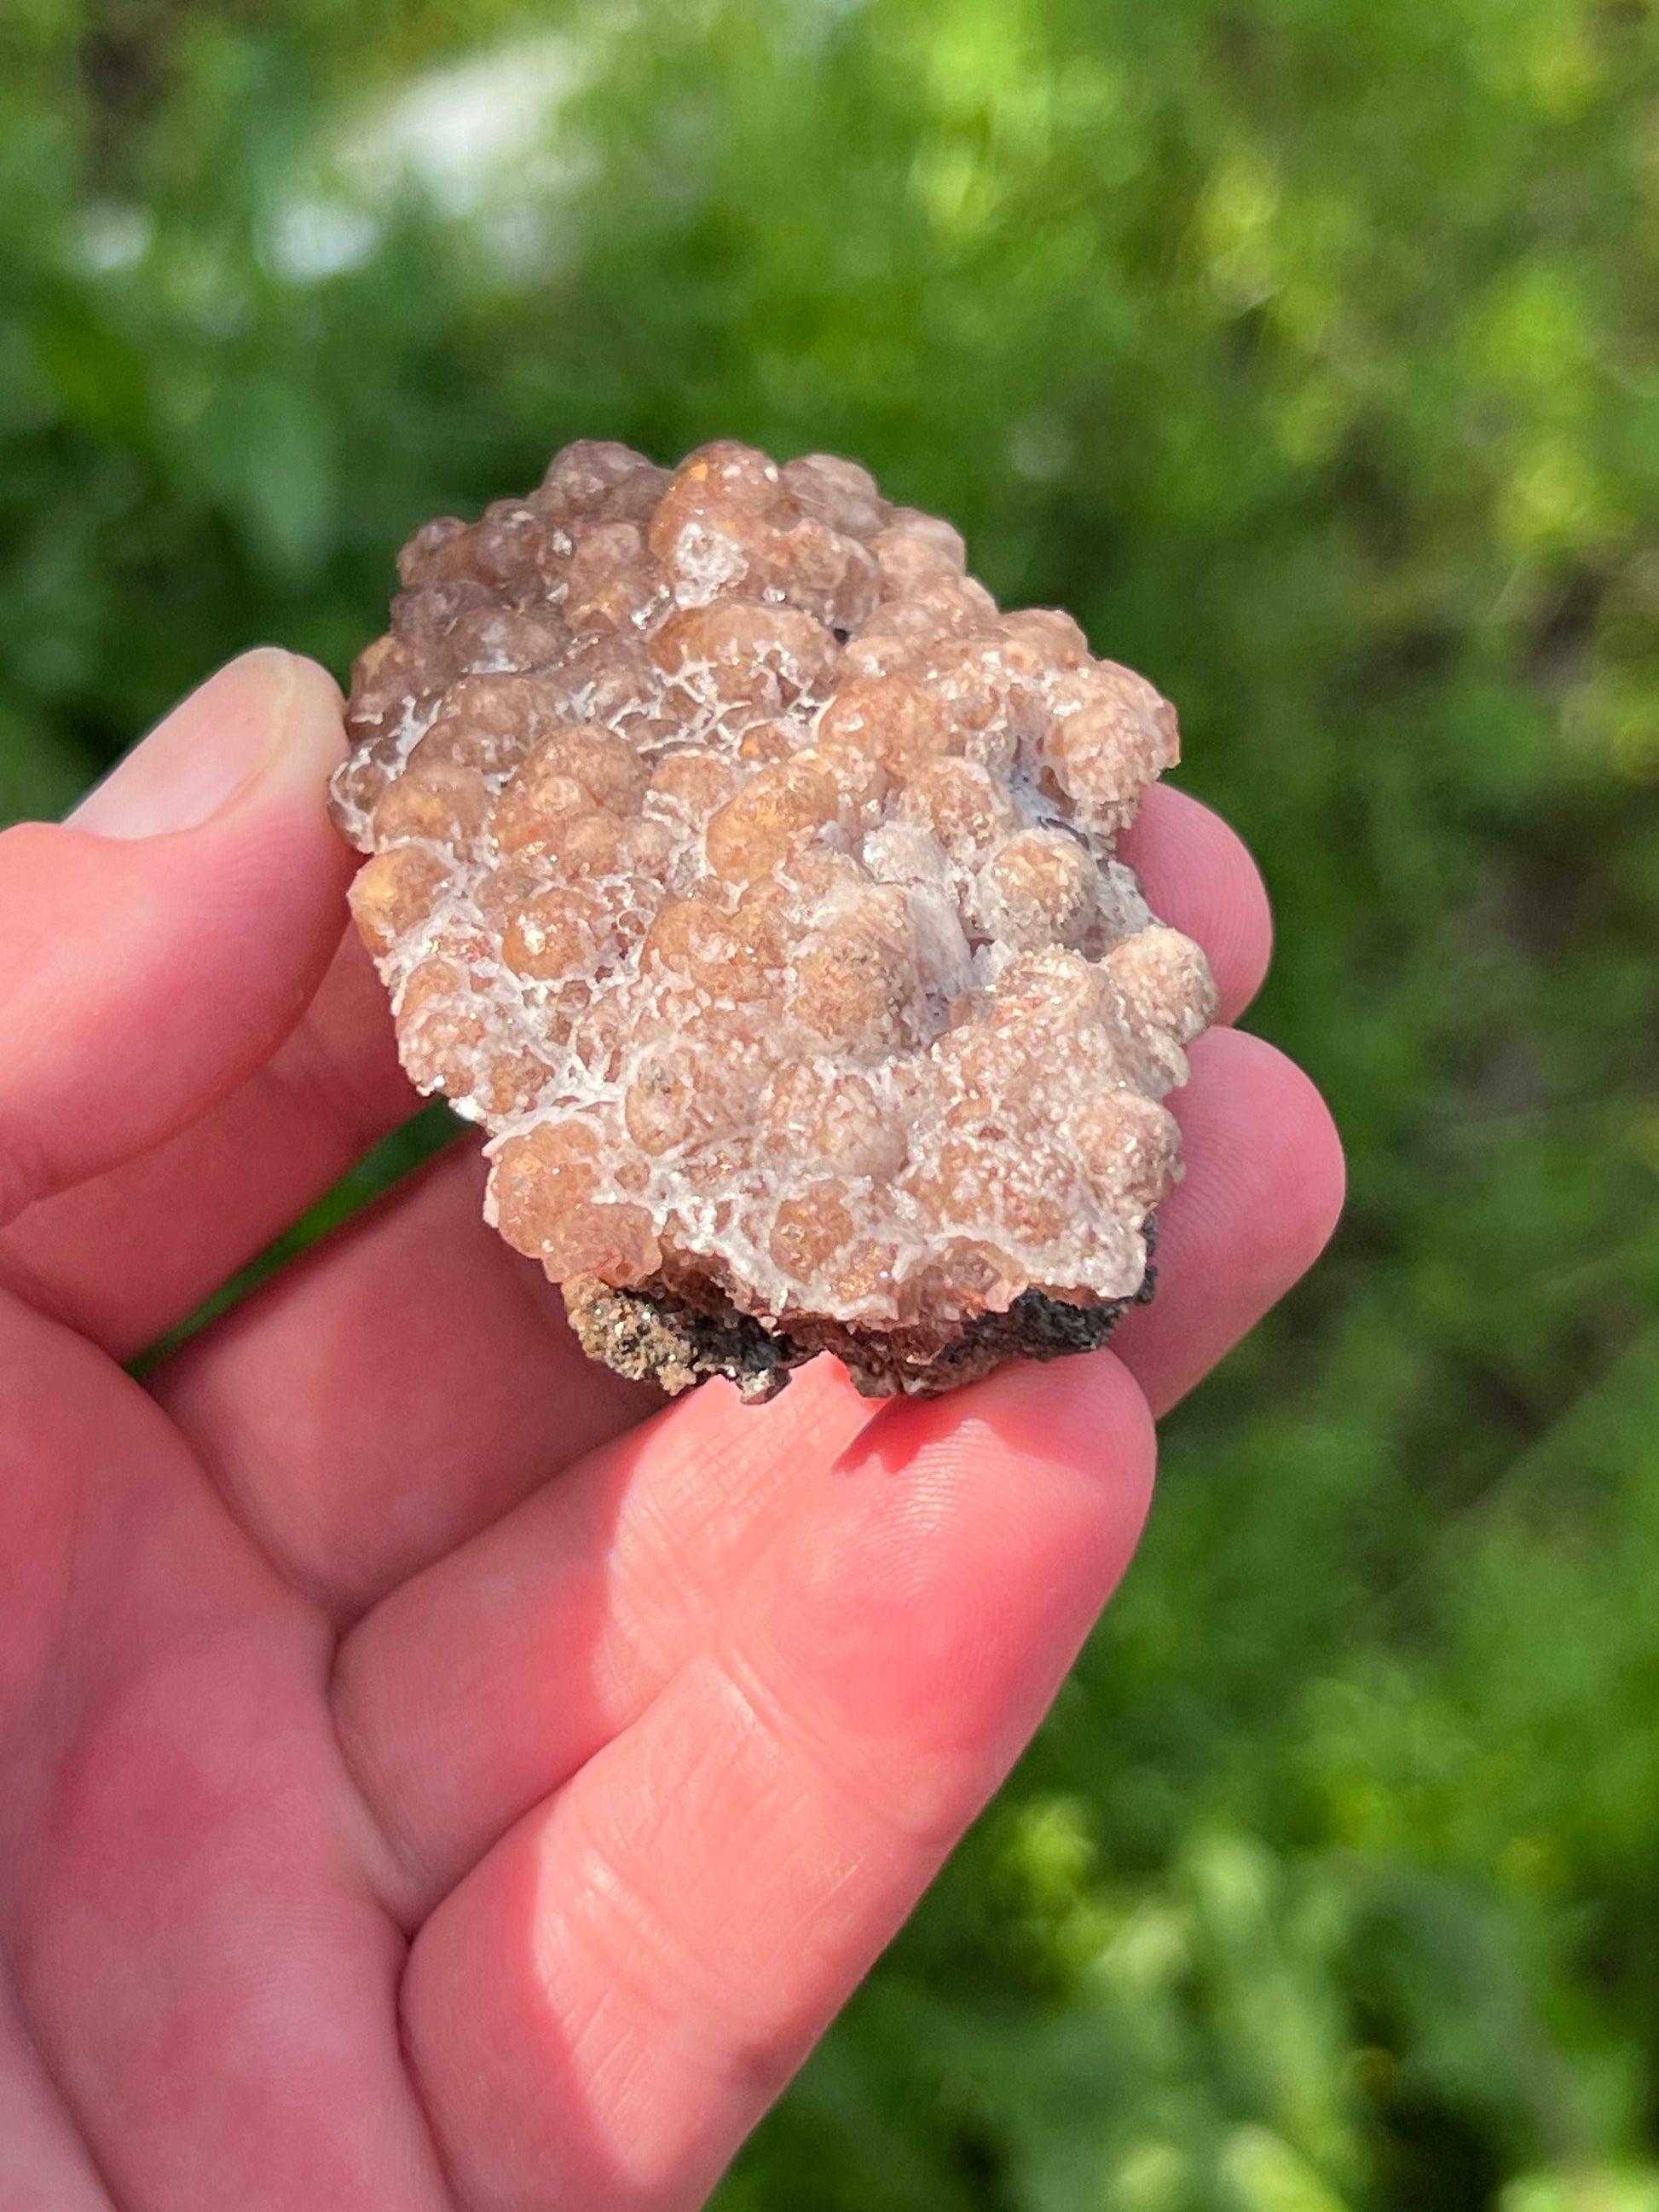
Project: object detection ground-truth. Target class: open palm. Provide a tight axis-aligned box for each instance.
[0,652,1342,2211]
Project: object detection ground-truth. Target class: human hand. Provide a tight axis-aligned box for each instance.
[0,651,1343,2211]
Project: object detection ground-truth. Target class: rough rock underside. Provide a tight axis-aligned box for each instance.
[331,439,1215,1399]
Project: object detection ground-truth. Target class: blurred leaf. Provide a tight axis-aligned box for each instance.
[1503,2169,1659,2212]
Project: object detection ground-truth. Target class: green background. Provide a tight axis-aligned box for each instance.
[7,1,1659,2203]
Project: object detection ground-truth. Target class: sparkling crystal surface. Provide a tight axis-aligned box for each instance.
[332,440,1216,1396]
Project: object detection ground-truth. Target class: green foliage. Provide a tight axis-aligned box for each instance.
[5,0,1659,2200]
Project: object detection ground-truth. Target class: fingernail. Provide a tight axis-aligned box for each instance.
[69,649,341,840]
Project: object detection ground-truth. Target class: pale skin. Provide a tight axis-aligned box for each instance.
[0,650,1344,2211]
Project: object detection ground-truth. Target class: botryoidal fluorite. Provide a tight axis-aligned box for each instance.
[330,440,1217,1399]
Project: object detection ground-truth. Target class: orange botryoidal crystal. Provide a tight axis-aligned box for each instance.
[332,440,1217,1400]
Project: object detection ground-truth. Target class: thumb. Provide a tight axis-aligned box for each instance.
[0,650,353,1231]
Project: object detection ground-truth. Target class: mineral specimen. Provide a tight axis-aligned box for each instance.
[330,439,1217,1399]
